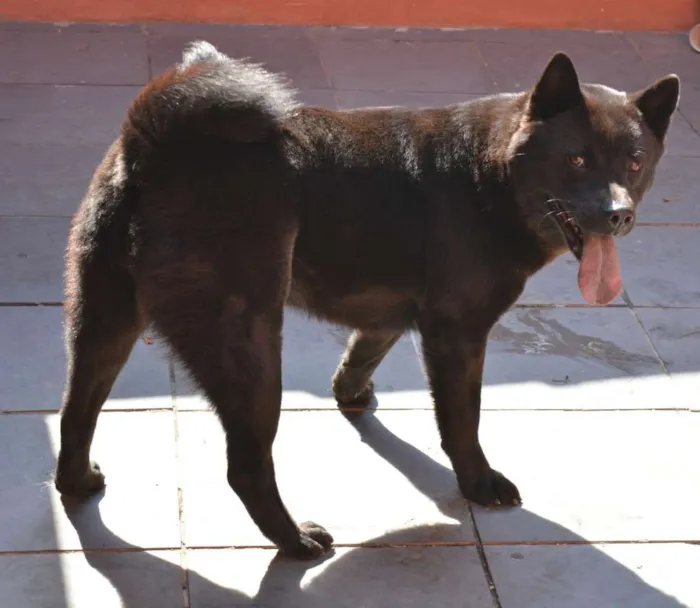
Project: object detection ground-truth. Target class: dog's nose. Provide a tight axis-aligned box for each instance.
[607,208,635,235]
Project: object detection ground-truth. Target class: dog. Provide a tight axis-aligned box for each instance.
[55,40,680,559]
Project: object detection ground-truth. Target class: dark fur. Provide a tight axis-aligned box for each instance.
[55,41,680,559]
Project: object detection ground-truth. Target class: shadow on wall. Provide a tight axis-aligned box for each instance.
[61,409,686,608]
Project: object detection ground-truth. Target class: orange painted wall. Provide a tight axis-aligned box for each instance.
[0,0,697,31]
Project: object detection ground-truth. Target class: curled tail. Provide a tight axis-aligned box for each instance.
[180,39,223,66]
[124,40,300,151]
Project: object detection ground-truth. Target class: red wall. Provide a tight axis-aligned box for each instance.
[0,0,697,31]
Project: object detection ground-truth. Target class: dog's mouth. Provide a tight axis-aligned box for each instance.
[549,201,584,261]
[546,200,622,306]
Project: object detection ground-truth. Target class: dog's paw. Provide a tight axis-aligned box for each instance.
[333,377,375,407]
[55,461,106,498]
[283,521,334,560]
[459,468,521,508]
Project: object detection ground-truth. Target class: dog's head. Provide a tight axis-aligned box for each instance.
[508,52,680,305]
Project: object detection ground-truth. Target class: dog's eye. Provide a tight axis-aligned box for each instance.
[568,154,586,168]
[627,159,641,172]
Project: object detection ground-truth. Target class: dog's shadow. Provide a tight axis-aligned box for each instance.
[62,409,685,607]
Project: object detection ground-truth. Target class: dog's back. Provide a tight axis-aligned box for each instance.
[73,40,545,336]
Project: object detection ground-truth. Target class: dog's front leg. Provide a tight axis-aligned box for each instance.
[418,315,521,508]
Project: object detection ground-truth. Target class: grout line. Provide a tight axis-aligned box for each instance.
[623,31,647,63]
[678,108,700,141]
[473,40,499,90]
[329,85,503,96]
[2,538,697,558]
[145,33,154,81]
[303,28,334,90]
[629,307,671,376]
[169,356,192,608]
[3,405,694,416]
[191,538,699,550]
[516,303,630,308]
[0,302,63,307]
[213,407,696,413]
[514,303,700,309]
[3,301,700,311]
[636,222,700,227]
[186,541,477,550]
[0,81,333,93]
[479,538,700,547]
[13,537,700,556]
[330,87,341,110]
[180,552,190,608]
[0,215,74,219]
[621,289,671,376]
[0,546,181,556]
[468,503,503,608]
[312,38,337,91]
[0,408,175,415]
[0,81,147,87]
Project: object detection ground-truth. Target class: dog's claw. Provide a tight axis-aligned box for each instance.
[55,461,106,498]
[458,468,521,508]
[284,521,334,560]
[333,378,375,407]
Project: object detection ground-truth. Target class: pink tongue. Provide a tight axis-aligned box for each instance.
[577,235,622,305]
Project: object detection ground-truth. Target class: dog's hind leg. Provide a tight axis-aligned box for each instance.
[146,233,333,560]
[332,329,402,406]
[55,220,145,497]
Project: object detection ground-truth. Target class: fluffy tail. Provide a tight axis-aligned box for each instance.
[124,40,300,149]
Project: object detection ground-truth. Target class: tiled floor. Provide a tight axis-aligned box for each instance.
[0,20,699,608]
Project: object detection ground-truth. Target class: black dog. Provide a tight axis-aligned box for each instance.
[55,41,680,559]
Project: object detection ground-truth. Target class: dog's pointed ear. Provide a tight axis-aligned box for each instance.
[529,52,585,121]
[630,74,680,140]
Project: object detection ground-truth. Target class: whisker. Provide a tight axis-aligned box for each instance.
[538,209,567,230]
[544,197,570,207]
